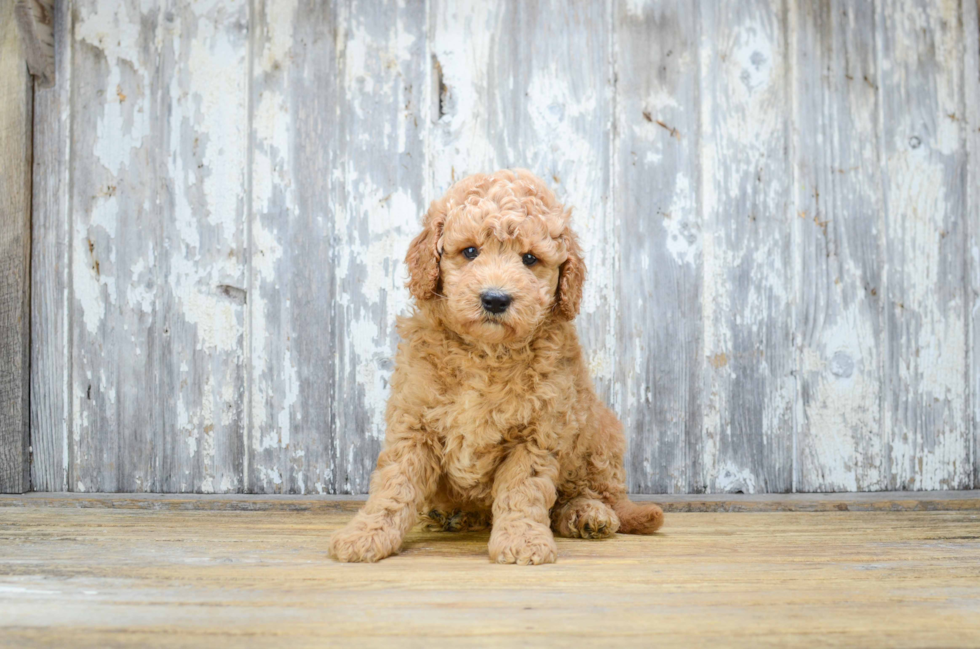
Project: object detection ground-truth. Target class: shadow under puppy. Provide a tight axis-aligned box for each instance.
[329,169,664,565]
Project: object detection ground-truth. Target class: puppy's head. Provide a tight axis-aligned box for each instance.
[406,169,585,344]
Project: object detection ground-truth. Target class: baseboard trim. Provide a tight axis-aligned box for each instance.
[1,490,978,512]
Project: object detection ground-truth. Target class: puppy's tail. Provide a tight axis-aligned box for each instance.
[610,497,664,535]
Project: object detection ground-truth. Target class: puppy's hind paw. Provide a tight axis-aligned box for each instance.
[552,498,620,539]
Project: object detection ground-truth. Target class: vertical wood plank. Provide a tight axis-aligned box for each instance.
[964,0,980,490]
[334,0,428,493]
[429,0,617,443]
[30,0,72,492]
[70,1,249,492]
[878,0,971,490]
[426,2,499,193]
[699,0,795,493]
[249,0,427,493]
[248,0,342,494]
[792,0,885,492]
[0,0,33,493]
[613,0,702,493]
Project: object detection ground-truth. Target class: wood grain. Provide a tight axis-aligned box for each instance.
[792,0,885,491]
[0,0,33,494]
[68,0,249,492]
[614,0,702,493]
[698,0,795,493]
[248,0,427,494]
[878,0,971,490]
[969,0,980,491]
[1,504,979,647]
[13,0,54,88]
[332,0,428,494]
[248,0,343,495]
[29,0,71,492]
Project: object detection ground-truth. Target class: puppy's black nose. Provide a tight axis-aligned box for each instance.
[481,290,512,314]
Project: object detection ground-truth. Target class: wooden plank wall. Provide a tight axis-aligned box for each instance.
[1,0,34,493]
[29,0,980,494]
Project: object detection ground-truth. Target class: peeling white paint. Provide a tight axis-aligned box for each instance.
[801,302,883,491]
[250,218,283,282]
[258,0,298,73]
[75,2,146,176]
[662,174,699,267]
[428,2,498,192]
[713,461,758,494]
[47,0,979,496]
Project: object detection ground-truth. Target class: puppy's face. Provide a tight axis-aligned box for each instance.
[438,216,563,343]
[406,170,585,344]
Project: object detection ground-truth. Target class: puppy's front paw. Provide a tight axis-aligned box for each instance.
[328,517,400,563]
[488,522,557,565]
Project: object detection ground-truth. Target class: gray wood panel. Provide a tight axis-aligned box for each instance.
[613,0,702,494]
[14,0,55,88]
[332,0,428,494]
[968,0,980,491]
[26,0,980,494]
[68,0,249,492]
[698,0,795,493]
[248,0,343,494]
[1,0,33,493]
[30,0,72,492]
[793,0,885,492]
[248,0,426,494]
[878,0,970,490]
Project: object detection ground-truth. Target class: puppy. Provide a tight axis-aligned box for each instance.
[328,169,664,564]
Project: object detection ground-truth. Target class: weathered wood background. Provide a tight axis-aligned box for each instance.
[1,0,35,493]
[28,0,980,494]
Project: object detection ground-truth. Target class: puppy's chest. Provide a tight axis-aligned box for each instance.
[431,367,551,488]
[436,365,545,431]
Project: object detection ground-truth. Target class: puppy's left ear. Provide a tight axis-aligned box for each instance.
[405,208,445,301]
[554,226,586,321]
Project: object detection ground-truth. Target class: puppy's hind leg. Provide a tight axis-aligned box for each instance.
[588,407,664,535]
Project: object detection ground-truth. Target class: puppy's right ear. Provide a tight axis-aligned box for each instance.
[405,209,445,301]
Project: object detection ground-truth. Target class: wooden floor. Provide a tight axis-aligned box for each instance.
[1,494,979,648]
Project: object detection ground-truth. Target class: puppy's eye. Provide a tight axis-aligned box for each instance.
[522,253,538,266]
[462,246,480,260]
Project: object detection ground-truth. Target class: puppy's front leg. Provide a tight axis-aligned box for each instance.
[488,442,560,565]
[328,438,439,563]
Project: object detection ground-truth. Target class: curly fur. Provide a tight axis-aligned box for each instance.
[328,169,664,565]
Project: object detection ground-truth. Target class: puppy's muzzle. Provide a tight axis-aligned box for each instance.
[480,289,512,315]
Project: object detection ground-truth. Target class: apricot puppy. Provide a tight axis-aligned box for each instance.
[328,169,664,565]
